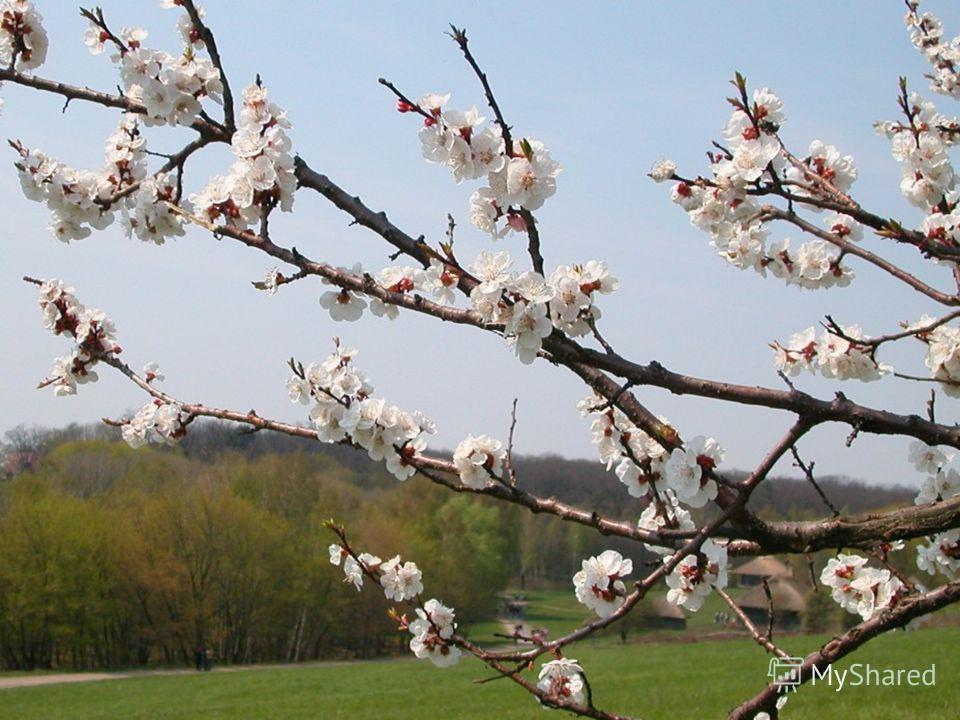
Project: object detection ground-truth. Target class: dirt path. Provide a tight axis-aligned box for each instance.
[0,661,359,690]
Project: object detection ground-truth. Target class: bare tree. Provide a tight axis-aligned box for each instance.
[3,1,960,717]
[1,424,49,476]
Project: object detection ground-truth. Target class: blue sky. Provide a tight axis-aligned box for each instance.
[3,1,960,486]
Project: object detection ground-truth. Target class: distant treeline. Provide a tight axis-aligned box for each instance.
[0,437,523,670]
[0,422,915,670]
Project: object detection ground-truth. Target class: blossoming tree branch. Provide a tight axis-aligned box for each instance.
[5,0,960,717]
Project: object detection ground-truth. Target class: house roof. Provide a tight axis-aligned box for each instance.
[732,555,794,579]
[736,578,806,614]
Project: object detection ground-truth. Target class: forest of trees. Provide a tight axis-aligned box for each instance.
[0,422,915,671]
[0,425,524,670]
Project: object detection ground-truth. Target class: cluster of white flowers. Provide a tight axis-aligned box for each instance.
[470,252,618,361]
[89,12,222,127]
[663,436,724,509]
[722,86,784,183]
[190,83,295,230]
[36,279,121,396]
[13,113,175,241]
[910,315,960,396]
[665,87,856,288]
[328,544,457,666]
[328,544,424,601]
[772,325,890,382]
[399,92,560,237]
[122,172,185,244]
[14,113,187,243]
[671,182,854,289]
[335,251,616,364]
[0,0,47,71]
[350,261,456,321]
[572,550,633,618]
[905,3,960,100]
[637,492,694,556]
[452,434,505,489]
[820,554,903,622]
[665,539,728,611]
[876,92,958,213]
[916,529,960,579]
[577,393,724,508]
[917,210,960,260]
[287,341,435,481]
[409,598,461,667]
[784,139,859,197]
[577,393,671,501]
[121,398,186,448]
[537,658,587,708]
[547,262,619,336]
[908,440,960,505]
[317,260,461,323]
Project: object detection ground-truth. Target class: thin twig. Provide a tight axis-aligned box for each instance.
[790,445,841,517]
[181,0,235,131]
[504,398,519,486]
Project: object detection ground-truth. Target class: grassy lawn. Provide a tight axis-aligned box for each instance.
[1,627,954,720]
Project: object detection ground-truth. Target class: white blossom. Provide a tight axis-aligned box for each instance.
[573,550,633,618]
[0,0,48,71]
[638,492,694,556]
[505,140,561,210]
[423,259,460,304]
[916,467,960,505]
[537,658,587,708]
[191,83,294,230]
[35,280,123,397]
[665,539,728,611]
[470,250,513,294]
[342,555,364,590]
[378,556,424,601]
[649,159,677,183]
[505,300,552,364]
[663,436,723,508]
[916,529,960,579]
[453,434,505,489]
[409,599,461,667]
[772,325,890,382]
[549,261,618,337]
[820,554,902,621]
[909,440,953,475]
[143,361,165,383]
[785,139,858,195]
[288,342,433,482]
[320,289,367,322]
[912,315,960,396]
[121,400,186,447]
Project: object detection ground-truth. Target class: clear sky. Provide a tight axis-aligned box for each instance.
[3,1,960,487]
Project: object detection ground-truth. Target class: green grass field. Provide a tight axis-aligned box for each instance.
[1,627,955,720]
